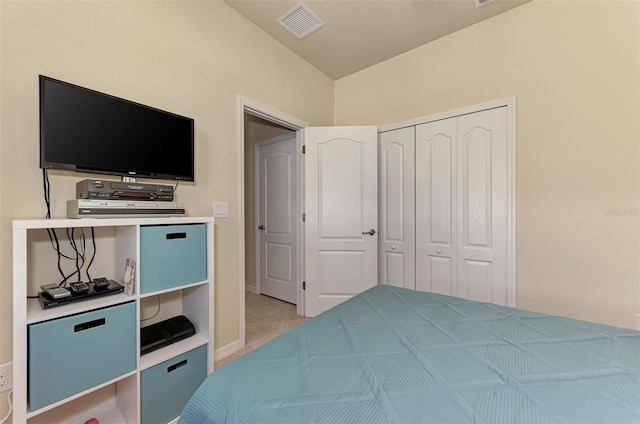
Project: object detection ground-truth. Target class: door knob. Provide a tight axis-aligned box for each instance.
[362,229,376,236]
[258,225,265,230]
[436,249,442,254]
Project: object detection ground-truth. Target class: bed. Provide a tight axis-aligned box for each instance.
[179,285,640,423]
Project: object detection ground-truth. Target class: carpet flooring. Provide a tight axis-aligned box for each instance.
[215,291,308,368]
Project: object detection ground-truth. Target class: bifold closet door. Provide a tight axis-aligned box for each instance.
[415,107,509,305]
[379,127,415,289]
[456,107,509,305]
[415,118,458,296]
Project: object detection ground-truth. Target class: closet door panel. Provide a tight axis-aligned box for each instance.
[379,127,415,289]
[462,259,493,302]
[430,256,454,295]
[457,107,508,304]
[415,118,457,295]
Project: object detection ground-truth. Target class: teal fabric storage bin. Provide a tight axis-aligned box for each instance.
[140,224,207,294]
[27,302,136,411]
[141,345,207,424]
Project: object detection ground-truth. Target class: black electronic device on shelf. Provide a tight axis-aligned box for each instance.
[140,315,196,355]
[37,279,124,309]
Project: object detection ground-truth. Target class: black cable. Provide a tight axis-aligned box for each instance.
[76,228,86,281]
[43,168,51,219]
[78,228,86,259]
[68,228,79,281]
[70,228,83,282]
[41,170,97,287]
[43,170,67,283]
[48,230,66,284]
[85,227,96,282]
[65,228,75,283]
[43,170,92,286]
[60,227,88,285]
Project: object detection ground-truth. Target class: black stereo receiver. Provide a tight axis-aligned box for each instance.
[140,315,196,355]
[76,179,175,201]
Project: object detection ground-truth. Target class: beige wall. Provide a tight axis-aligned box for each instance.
[0,0,333,382]
[335,0,640,328]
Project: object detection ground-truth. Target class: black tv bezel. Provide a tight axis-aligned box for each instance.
[39,75,195,182]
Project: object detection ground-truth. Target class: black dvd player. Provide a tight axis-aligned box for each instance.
[76,179,175,201]
[38,280,124,309]
[140,315,196,355]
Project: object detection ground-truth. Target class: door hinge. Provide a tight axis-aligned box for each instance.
[302,213,306,222]
[302,281,306,290]
[302,145,306,154]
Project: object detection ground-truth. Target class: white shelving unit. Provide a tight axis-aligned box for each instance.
[12,216,215,424]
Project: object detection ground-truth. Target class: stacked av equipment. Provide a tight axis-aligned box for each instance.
[68,179,185,218]
[76,179,175,201]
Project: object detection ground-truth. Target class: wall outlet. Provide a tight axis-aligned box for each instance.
[0,362,12,392]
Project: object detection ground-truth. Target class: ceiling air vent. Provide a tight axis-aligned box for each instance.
[474,0,495,8]
[277,2,325,39]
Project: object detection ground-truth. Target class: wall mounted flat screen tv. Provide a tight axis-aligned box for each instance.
[40,75,195,182]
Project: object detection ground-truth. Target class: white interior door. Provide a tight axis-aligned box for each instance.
[379,127,415,289]
[258,136,298,304]
[457,107,508,305]
[415,117,458,296]
[304,126,378,316]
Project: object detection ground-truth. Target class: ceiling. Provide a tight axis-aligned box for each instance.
[224,0,531,80]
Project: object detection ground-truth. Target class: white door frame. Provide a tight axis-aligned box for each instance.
[254,133,299,297]
[237,96,307,348]
[379,96,517,307]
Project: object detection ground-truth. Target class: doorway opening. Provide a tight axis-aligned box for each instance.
[238,97,306,348]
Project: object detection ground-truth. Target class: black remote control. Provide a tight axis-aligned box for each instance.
[93,277,110,289]
[69,282,90,294]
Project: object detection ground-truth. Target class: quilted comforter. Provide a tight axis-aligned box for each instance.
[179,285,640,423]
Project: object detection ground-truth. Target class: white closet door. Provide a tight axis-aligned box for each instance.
[415,118,458,295]
[379,127,415,289]
[457,107,509,305]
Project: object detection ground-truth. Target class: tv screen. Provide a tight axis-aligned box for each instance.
[40,75,195,182]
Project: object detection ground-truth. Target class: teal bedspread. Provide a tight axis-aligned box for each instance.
[179,285,640,423]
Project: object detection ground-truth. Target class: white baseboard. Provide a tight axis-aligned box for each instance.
[245,285,257,294]
[214,339,242,361]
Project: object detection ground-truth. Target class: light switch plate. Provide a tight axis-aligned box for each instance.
[213,202,228,218]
